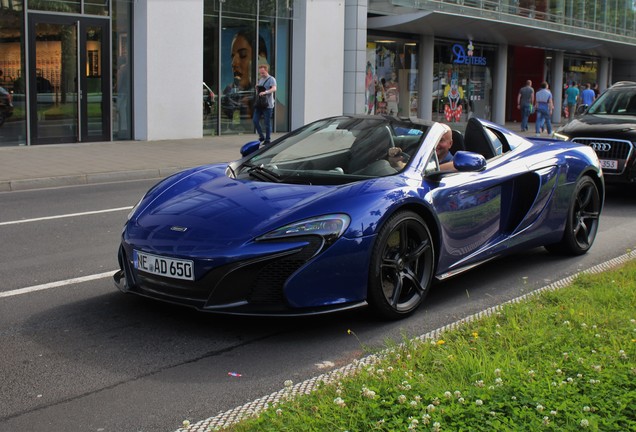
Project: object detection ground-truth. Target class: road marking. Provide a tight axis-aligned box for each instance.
[0,271,115,299]
[0,207,133,226]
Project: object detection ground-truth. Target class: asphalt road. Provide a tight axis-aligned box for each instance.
[1,180,635,432]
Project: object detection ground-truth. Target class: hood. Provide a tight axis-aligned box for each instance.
[130,165,336,246]
[558,115,636,137]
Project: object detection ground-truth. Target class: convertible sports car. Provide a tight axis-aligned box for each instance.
[114,116,604,319]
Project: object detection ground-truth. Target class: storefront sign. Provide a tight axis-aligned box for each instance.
[452,42,487,66]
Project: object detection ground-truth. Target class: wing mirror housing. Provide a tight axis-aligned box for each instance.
[240,140,262,157]
[453,151,487,171]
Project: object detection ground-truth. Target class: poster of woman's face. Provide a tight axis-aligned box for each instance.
[222,27,271,92]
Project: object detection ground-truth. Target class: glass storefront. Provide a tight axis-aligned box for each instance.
[365,36,494,123]
[0,0,132,146]
[433,40,495,123]
[365,38,419,118]
[203,0,291,137]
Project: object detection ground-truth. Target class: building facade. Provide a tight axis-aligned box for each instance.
[1,0,635,147]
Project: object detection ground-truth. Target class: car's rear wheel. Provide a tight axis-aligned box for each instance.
[368,210,435,320]
[546,176,601,255]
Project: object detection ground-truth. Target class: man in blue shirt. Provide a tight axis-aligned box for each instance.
[534,81,554,136]
[580,83,596,108]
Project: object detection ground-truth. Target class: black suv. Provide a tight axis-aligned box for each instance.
[555,81,636,185]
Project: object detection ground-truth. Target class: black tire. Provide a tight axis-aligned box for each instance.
[546,176,601,255]
[368,210,435,320]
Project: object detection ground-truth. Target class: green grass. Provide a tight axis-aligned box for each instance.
[182,260,636,432]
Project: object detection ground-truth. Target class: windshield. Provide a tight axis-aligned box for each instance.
[588,87,636,115]
[236,116,428,184]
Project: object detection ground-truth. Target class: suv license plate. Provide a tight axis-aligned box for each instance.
[133,250,194,281]
[599,159,618,170]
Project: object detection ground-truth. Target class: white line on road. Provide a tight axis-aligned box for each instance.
[0,271,116,299]
[0,206,133,226]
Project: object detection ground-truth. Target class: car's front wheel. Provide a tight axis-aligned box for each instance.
[546,175,601,255]
[368,210,435,320]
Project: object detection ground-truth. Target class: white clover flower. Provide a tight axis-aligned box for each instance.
[182,420,191,429]
[475,399,483,406]
[333,397,346,407]
[542,416,550,426]
[489,411,496,417]
[580,419,590,428]
[592,365,602,372]
[432,421,442,432]
[494,368,502,376]
[528,370,536,377]
[432,397,441,406]
[536,404,544,412]
[475,379,484,387]
[619,350,628,360]
[276,409,283,416]
[577,373,583,378]
[567,377,574,383]
[454,390,462,398]
[581,323,587,328]
[444,391,452,399]
[422,413,431,424]
[414,395,422,402]
[410,400,418,407]
[495,377,503,386]
[556,369,563,375]
[563,352,569,359]
[398,394,407,404]
[361,386,377,399]
[563,320,570,326]
[511,396,517,400]
[583,406,591,412]
[426,403,436,412]
[550,410,557,416]
[458,397,465,404]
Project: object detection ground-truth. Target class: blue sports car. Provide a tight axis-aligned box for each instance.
[114,116,604,319]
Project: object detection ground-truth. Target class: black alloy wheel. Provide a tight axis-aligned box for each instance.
[546,176,601,255]
[368,210,435,320]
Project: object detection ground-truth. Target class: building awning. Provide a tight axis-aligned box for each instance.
[368,10,636,59]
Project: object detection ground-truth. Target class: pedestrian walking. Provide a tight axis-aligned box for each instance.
[580,83,596,108]
[252,62,277,145]
[564,81,579,122]
[517,80,534,131]
[534,81,554,136]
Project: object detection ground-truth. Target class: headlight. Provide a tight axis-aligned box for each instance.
[257,214,351,246]
[553,132,570,141]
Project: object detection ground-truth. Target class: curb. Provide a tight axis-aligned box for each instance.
[176,250,636,432]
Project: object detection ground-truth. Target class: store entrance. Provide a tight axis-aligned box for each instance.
[28,14,110,144]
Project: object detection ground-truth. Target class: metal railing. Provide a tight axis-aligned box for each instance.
[391,0,636,44]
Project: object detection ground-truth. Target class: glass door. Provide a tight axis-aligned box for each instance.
[28,14,109,144]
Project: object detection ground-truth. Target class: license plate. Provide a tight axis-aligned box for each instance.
[599,159,618,170]
[133,250,194,281]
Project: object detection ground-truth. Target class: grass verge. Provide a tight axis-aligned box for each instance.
[184,259,636,432]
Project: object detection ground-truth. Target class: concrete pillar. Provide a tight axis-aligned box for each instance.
[493,44,507,125]
[598,57,610,92]
[292,0,345,129]
[551,51,564,125]
[134,0,203,140]
[418,35,434,121]
[343,0,367,116]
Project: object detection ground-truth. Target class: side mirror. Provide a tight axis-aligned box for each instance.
[240,140,262,157]
[453,150,487,171]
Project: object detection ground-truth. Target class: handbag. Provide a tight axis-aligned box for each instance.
[254,77,272,109]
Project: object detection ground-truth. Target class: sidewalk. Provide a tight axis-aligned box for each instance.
[0,133,277,192]
[0,121,550,192]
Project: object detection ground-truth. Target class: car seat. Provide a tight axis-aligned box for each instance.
[347,126,394,173]
[450,130,465,155]
[463,117,495,159]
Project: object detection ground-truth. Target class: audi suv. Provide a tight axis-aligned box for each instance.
[555,81,636,185]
